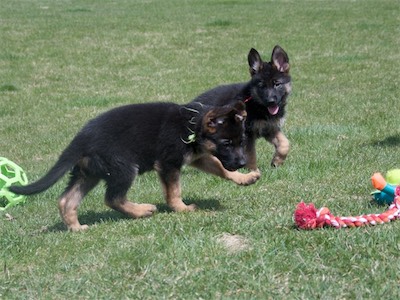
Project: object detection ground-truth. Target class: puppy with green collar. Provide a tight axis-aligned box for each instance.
[10,101,247,231]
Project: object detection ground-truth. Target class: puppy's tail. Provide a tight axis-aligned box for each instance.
[8,147,80,196]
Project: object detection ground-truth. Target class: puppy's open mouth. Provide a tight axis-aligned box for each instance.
[267,105,279,116]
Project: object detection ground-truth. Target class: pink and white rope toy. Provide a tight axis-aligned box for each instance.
[294,173,400,230]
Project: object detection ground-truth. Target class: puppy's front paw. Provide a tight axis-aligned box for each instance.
[271,156,286,167]
[229,169,261,186]
[242,169,261,186]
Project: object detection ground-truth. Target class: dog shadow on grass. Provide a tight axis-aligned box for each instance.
[370,134,400,147]
[46,198,223,232]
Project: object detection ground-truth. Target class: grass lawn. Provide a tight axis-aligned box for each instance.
[1,0,400,298]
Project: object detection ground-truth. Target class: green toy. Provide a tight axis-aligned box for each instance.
[0,157,28,211]
[386,169,400,185]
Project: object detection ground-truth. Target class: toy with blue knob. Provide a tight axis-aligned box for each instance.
[371,170,400,205]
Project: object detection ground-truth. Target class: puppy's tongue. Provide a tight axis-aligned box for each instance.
[268,105,279,115]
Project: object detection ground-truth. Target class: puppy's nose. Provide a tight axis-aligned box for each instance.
[237,157,246,169]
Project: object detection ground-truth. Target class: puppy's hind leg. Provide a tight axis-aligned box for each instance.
[157,168,196,212]
[104,168,157,219]
[58,168,100,232]
[244,136,260,173]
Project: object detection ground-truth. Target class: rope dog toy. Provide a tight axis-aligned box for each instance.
[294,173,400,230]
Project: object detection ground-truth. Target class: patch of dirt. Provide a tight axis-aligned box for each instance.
[217,233,250,253]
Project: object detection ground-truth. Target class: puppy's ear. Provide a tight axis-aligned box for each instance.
[233,101,247,122]
[271,45,290,73]
[222,102,247,124]
[203,111,220,134]
[203,102,247,133]
[248,48,263,76]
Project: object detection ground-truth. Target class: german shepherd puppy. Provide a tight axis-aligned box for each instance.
[192,45,291,185]
[9,101,247,231]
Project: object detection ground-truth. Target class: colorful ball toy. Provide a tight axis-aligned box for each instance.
[0,157,28,211]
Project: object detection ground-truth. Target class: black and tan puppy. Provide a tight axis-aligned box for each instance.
[192,45,291,184]
[9,101,247,231]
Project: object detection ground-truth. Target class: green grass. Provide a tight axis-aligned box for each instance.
[1,0,400,298]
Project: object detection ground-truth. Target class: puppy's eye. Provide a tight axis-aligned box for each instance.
[274,81,282,88]
[258,81,264,88]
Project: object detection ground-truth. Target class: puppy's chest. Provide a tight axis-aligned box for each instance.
[182,151,205,165]
[250,117,285,138]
